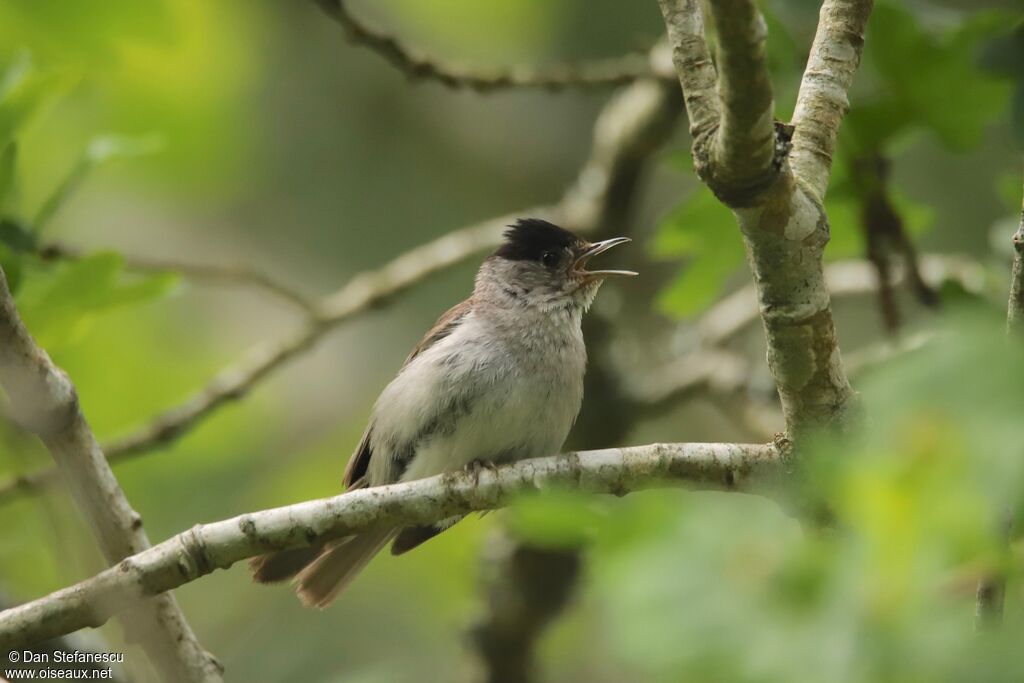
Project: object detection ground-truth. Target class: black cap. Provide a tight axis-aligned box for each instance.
[494,218,580,262]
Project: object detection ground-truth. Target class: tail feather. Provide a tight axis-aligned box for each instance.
[295,529,394,608]
[250,546,323,584]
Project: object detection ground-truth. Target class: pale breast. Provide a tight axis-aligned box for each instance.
[368,308,586,484]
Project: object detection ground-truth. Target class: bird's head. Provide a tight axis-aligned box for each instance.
[479,218,636,311]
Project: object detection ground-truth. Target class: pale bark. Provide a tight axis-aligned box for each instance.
[1006,184,1024,333]
[0,441,781,649]
[657,0,873,435]
[0,270,222,682]
[790,0,875,200]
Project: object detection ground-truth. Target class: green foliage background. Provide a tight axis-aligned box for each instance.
[0,1,1022,681]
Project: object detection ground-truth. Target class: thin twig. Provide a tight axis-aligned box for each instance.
[0,269,222,681]
[851,154,939,334]
[0,441,782,649]
[38,243,316,314]
[314,0,665,92]
[1006,182,1024,334]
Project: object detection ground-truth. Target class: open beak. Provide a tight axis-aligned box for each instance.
[573,237,638,279]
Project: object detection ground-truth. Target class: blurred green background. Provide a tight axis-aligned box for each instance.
[0,0,1022,681]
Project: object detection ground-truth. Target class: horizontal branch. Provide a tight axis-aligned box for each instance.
[0,441,781,648]
[314,0,667,92]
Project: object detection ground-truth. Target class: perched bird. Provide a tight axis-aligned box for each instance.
[250,218,635,607]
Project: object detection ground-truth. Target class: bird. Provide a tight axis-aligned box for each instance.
[250,218,636,607]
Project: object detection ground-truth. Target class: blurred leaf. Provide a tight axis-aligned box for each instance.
[33,133,162,233]
[0,217,35,252]
[651,187,745,319]
[1012,81,1024,148]
[508,489,609,548]
[17,251,177,349]
[0,52,73,146]
[977,20,1024,77]
[0,242,23,293]
[891,187,934,237]
[822,194,861,261]
[0,140,16,214]
[0,2,265,192]
[863,3,1012,151]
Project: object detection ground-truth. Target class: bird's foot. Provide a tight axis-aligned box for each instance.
[464,458,499,486]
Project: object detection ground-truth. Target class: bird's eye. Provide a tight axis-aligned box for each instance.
[541,251,560,268]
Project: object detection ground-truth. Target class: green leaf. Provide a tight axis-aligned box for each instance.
[507,489,610,549]
[651,188,745,319]
[0,141,16,214]
[17,251,177,349]
[822,195,861,261]
[0,52,72,146]
[0,218,35,253]
[33,133,162,234]
[865,3,1012,150]
[0,242,23,294]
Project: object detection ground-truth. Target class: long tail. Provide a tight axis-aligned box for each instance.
[249,529,394,608]
[294,529,395,608]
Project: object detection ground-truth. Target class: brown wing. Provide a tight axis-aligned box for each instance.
[341,298,474,489]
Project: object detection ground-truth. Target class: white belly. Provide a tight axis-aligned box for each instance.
[368,309,586,484]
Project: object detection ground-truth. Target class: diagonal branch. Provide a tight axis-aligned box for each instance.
[790,0,875,199]
[0,270,222,682]
[314,0,666,92]
[0,441,782,649]
[0,68,682,506]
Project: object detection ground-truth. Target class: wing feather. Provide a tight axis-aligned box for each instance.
[341,298,474,488]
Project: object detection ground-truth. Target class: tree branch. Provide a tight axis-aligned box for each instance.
[705,0,777,196]
[0,441,781,649]
[0,270,222,682]
[790,0,874,199]
[657,0,721,158]
[657,0,873,435]
[313,0,667,92]
[1006,183,1024,334]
